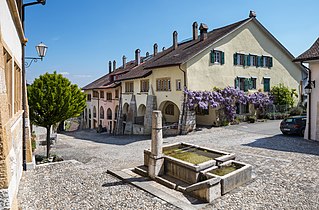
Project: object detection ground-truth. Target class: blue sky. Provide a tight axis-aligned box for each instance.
[24,0,319,87]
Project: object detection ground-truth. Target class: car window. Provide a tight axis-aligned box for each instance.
[285,118,294,123]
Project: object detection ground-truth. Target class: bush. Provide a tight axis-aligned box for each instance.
[266,112,289,120]
[289,107,304,116]
[247,115,256,123]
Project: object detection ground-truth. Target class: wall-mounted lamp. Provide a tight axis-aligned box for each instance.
[25,42,48,68]
[305,80,315,95]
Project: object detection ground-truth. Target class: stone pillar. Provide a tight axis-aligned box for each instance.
[179,102,196,135]
[144,86,157,134]
[124,94,137,135]
[148,111,164,178]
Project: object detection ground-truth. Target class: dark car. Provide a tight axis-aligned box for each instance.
[280,116,306,136]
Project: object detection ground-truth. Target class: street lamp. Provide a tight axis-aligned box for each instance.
[21,0,47,171]
[25,42,48,67]
[304,80,315,95]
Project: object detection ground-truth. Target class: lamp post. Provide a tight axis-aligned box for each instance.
[25,42,48,68]
[305,80,315,140]
[21,0,47,171]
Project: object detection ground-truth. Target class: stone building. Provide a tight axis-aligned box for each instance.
[84,11,305,135]
[0,0,33,209]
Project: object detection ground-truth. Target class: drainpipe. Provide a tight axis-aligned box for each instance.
[179,64,187,135]
[301,62,312,140]
[115,83,122,135]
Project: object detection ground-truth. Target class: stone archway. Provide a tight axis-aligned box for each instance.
[137,104,146,116]
[159,101,180,125]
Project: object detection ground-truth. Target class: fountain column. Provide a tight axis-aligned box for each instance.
[148,110,164,178]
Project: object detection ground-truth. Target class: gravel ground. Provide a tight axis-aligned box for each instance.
[18,120,319,209]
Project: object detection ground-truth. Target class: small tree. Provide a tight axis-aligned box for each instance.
[28,72,86,157]
[270,83,298,108]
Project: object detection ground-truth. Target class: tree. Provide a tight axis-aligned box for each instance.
[270,83,298,107]
[28,72,86,157]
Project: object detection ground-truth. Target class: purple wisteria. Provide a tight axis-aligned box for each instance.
[184,87,273,121]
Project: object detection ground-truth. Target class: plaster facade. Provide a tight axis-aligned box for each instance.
[0,1,33,209]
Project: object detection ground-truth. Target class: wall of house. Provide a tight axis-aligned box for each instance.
[186,20,302,92]
[0,1,27,209]
[306,61,319,141]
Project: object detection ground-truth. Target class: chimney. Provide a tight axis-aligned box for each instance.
[162,47,165,51]
[173,31,178,49]
[192,22,198,40]
[122,55,126,68]
[135,49,141,65]
[146,52,150,57]
[199,23,208,41]
[153,43,158,56]
[113,60,116,71]
[249,10,256,18]
[108,61,112,74]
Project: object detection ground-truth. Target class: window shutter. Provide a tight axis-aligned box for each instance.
[233,53,237,65]
[221,52,225,65]
[247,55,251,66]
[248,78,253,89]
[211,50,215,63]
[269,57,273,68]
[234,77,239,88]
[244,55,248,66]
[256,56,260,67]
[244,78,249,92]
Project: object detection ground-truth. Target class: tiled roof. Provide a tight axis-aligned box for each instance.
[82,60,136,90]
[116,18,250,81]
[294,37,319,62]
[144,18,250,69]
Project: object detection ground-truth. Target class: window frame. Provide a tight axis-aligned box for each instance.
[125,81,134,93]
[140,79,149,93]
[165,104,175,115]
[156,78,171,91]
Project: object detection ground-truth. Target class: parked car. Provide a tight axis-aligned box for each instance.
[280,116,306,136]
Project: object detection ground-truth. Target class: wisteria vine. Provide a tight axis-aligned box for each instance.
[184,87,273,121]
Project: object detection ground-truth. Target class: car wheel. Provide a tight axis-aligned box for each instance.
[282,131,288,135]
[300,129,305,137]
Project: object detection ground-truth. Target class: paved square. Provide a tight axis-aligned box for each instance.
[18,120,319,209]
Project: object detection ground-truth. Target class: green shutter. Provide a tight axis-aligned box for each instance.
[233,53,237,65]
[264,78,270,92]
[247,54,251,66]
[248,78,253,89]
[234,77,239,88]
[221,52,225,65]
[244,78,249,92]
[210,50,214,63]
[257,56,261,67]
[269,57,273,68]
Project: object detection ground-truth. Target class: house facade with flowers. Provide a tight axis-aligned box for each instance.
[113,11,304,134]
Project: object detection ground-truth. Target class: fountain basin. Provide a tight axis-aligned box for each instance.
[203,160,252,194]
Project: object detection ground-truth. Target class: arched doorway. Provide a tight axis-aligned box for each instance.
[123,103,129,122]
[159,101,180,125]
[137,104,146,116]
[93,106,97,118]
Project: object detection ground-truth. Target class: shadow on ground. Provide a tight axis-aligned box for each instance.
[58,129,151,145]
[242,134,319,156]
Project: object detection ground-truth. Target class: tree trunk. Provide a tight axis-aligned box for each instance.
[46,125,51,158]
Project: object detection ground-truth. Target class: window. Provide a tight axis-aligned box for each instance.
[87,94,92,101]
[100,106,104,119]
[140,80,149,92]
[100,91,104,98]
[236,103,249,114]
[249,55,257,66]
[211,50,225,64]
[93,91,99,98]
[115,89,119,99]
[125,81,134,93]
[156,78,171,91]
[235,77,257,92]
[107,108,112,120]
[234,53,245,66]
[4,49,12,117]
[263,78,270,92]
[176,79,182,91]
[93,106,97,118]
[107,93,112,101]
[262,56,273,68]
[196,106,209,115]
[14,63,21,114]
[165,104,174,115]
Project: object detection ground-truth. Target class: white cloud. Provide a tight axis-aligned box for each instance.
[74,74,92,78]
[59,72,70,75]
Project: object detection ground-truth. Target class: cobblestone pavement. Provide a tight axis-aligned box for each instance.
[18,120,319,209]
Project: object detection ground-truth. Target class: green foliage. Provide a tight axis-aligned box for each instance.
[28,71,86,128]
[28,72,86,157]
[270,83,298,107]
[289,106,304,116]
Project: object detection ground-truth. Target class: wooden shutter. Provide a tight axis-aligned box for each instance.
[211,50,215,63]
[233,53,237,65]
[269,57,273,68]
[221,52,225,65]
[234,77,239,88]
[247,54,251,66]
[244,78,249,92]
